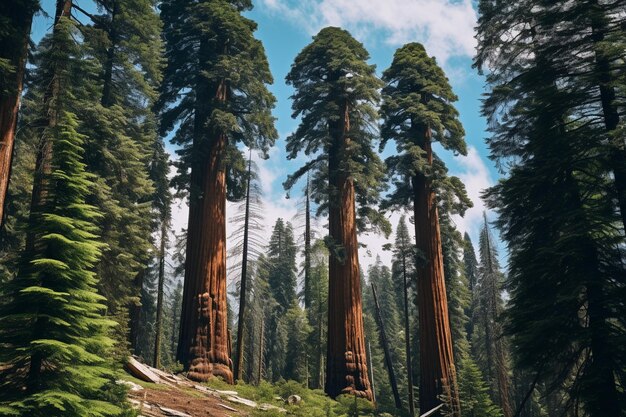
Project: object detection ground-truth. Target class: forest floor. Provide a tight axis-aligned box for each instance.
[127,381,244,417]
[121,358,303,417]
[121,357,384,417]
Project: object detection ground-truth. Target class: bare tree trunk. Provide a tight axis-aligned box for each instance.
[367,340,376,403]
[128,269,145,351]
[257,310,264,385]
[413,132,460,417]
[0,1,36,228]
[371,283,402,410]
[153,218,167,368]
[316,271,324,389]
[325,101,372,400]
[100,0,118,107]
[402,254,416,416]
[304,174,312,310]
[234,153,253,382]
[176,74,233,383]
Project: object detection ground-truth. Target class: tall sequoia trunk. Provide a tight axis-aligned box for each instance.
[0,1,36,227]
[153,218,167,368]
[177,71,233,383]
[325,101,372,400]
[234,153,253,382]
[413,130,460,416]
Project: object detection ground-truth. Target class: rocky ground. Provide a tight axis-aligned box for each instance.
[122,357,291,417]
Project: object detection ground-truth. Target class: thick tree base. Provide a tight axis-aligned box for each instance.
[326,349,373,401]
[185,292,234,384]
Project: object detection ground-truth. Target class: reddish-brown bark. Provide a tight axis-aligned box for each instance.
[177,77,233,384]
[0,2,34,227]
[413,131,460,416]
[325,102,372,401]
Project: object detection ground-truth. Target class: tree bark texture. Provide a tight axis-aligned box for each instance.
[413,132,460,417]
[0,0,36,227]
[177,75,233,383]
[325,101,372,400]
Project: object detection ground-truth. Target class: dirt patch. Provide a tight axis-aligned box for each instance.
[130,386,245,417]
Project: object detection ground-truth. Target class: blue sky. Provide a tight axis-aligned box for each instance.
[31,0,502,272]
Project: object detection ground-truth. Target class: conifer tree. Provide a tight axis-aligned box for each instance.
[262,218,298,381]
[368,258,406,411]
[285,26,386,401]
[391,216,417,416]
[380,42,471,416]
[475,1,626,414]
[0,111,125,417]
[169,280,183,362]
[473,215,511,417]
[77,0,163,356]
[158,0,277,382]
[462,233,478,340]
[308,239,329,389]
[229,153,264,381]
[150,136,172,369]
[0,0,39,226]
[267,218,297,309]
[457,357,504,417]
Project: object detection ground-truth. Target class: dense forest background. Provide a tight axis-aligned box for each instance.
[0,1,625,417]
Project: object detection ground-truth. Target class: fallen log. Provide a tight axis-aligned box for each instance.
[126,357,161,384]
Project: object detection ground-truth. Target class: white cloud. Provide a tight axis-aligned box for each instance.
[450,146,494,241]
[258,0,477,63]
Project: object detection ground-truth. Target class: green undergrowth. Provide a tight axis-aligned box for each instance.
[205,378,396,417]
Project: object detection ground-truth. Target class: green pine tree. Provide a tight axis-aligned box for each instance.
[263,218,298,382]
[78,0,164,357]
[475,1,626,415]
[457,357,503,417]
[0,112,127,417]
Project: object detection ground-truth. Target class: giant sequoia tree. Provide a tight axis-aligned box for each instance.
[380,43,470,417]
[475,1,626,415]
[158,0,276,382]
[0,0,39,227]
[285,27,386,401]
